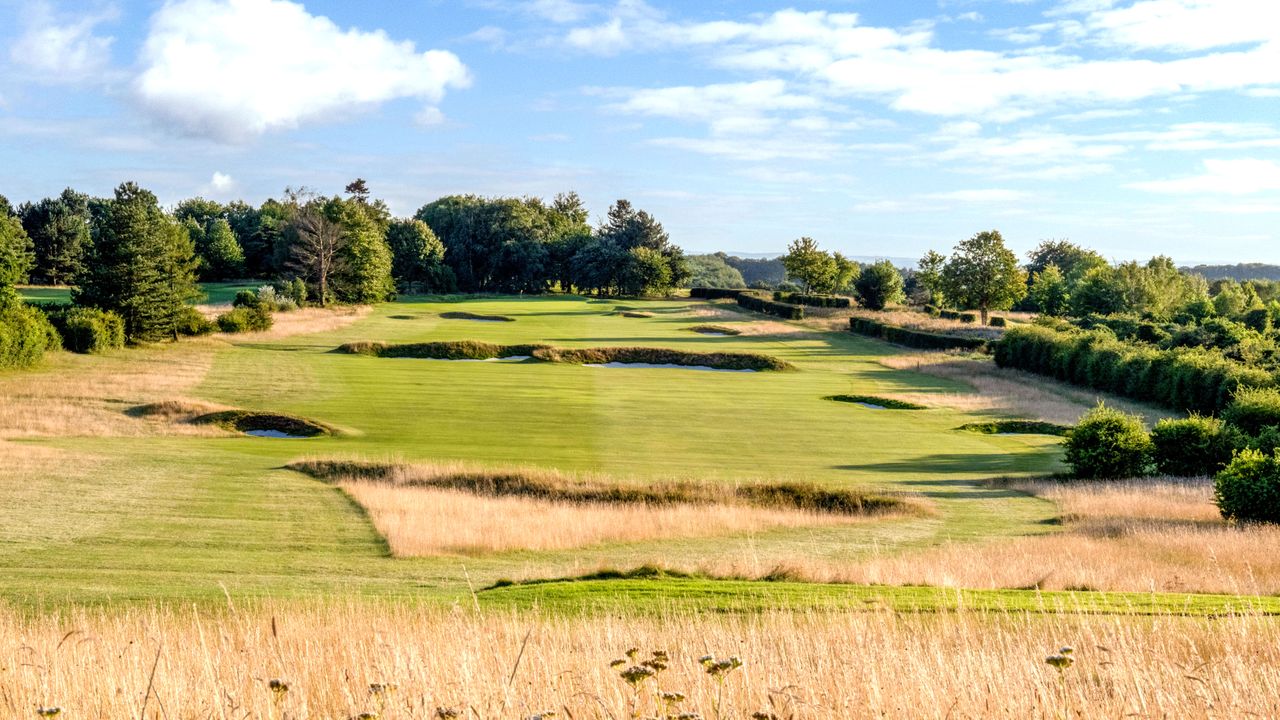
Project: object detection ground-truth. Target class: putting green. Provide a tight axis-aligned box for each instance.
[4,295,1070,607]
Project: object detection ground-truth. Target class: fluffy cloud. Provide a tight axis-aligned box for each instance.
[1082,0,1280,51]
[8,2,116,82]
[135,0,470,142]
[1129,159,1280,195]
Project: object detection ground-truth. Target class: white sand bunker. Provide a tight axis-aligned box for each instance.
[855,402,886,410]
[584,362,757,372]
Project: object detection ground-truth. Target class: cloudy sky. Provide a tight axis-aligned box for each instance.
[1,0,1278,262]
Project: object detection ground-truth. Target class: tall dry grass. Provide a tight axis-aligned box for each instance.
[342,482,870,556]
[2,603,1276,719]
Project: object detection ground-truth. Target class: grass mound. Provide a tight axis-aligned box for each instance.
[126,399,226,422]
[534,346,793,371]
[439,311,515,322]
[616,311,654,318]
[289,460,914,516]
[688,324,742,336]
[193,410,333,437]
[957,420,1071,436]
[337,340,548,360]
[826,394,927,410]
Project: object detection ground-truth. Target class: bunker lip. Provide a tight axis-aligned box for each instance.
[338,341,794,371]
[957,420,1071,436]
[584,362,756,372]
[439,311,515,322]
[688,324,742,336]
[825,395,927,410]
[193,410,334,438]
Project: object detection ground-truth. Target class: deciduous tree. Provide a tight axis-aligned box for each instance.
[941,230,1027,324]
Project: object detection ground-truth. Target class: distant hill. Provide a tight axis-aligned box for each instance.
[1183,263,1280,281]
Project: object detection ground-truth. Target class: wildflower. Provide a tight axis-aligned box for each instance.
[524,713,557,720]
[609,658,627,668]
[268,679,290,695]
[369,683,398,695]
[676,714,702,720]
[620,664,656,687]
[36,708,62,718]
[350,714,379,720]
[1059,646,1074,656]
[660,691,686,703]
[435,707,461,719]
[625,647,640,660]
[697,654,714,666]
[1045,654,1074,671]
[752,713,780,720]
[704,656,743,679]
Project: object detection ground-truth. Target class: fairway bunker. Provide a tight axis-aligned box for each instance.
[957,420,1071,436]
[193,410,333,438]
[688,324,741,336]
[339,341,793,371]
[616,311,654,318]
[826,395,927,410]
[439,311,515,322]
[584,362,755,372]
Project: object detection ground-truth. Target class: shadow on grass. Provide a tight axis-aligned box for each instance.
[838,453,1026,475]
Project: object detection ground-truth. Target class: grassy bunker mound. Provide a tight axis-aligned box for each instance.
[193,410,333,438]
[534,346,792,371]
[338,340,549,360]
[957,420,1071,436]
[439,311,515,322]
[289,459,914,517]
[616,311,654,318]
[826,394,927,410]
[126,399,228,422]
[338,341,793,371]
[688,324,742,336]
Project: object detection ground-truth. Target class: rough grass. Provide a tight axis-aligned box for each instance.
[826,394,927,410]
[339,340,795,371]
[4,603,1278,719]
[957,420,1072,436]
[439,311,515,322]
[193,410,333,437]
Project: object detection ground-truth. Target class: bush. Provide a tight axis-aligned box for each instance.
[939,309,961,320]
[232,289,260,309]
[690,287,745,300]
[0,301,61,369]
[736,291,804,319]
[988,316,1007,327]
[849,316,987,352]
[1214,449,1280,523]
[1150,415,1238,477]
[924,305,940,317]
[216,306,273,333]
[44,306,125,353]
[959,312,977,324]
[175,306,216,336]
[1222,386,1280,436]
[1064,404,1153,479]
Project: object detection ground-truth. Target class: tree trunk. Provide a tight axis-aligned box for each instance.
[980,307,989,324]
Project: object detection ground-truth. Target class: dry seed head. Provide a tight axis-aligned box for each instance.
[36,708,63,718]
[268,679,290,694]
[1046,654,1074,670]
[435,707,461,719]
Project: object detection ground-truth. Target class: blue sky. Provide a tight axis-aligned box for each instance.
[1,0,1278,263]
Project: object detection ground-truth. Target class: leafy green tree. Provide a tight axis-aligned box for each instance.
[685,254,746,289]
[1213,280,1248,318]
[386,218,454,293]
[1026,239,1107,282]
[327,197,395,303]
[203,218,245,279]
[915,250,947,306]
[0,209,34,299]
[18,188,91,285]
[1029,263,1070,316]
[832,252,860,293]
[941,230,1027,324]
[75,183,200,342]
[1069,266,1127,316]
[620,246,673,296]
[781,237,837,293]
[854,259,904,310]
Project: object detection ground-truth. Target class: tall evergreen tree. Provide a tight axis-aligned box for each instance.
[75,183,200,342]
[18,188,91,285]
[202,218,245,279]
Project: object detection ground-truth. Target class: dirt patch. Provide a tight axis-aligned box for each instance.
[439,311,515,322]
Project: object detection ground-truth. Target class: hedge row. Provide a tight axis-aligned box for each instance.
[849,316,988,352]
[690,287,746,300]
[773,292,851,308]
[736,291,805,320]
[995,324,1276,414]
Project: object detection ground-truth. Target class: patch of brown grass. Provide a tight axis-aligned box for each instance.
[2,604,1276,719]
[878,352,1171,424]
[248,305,371,339]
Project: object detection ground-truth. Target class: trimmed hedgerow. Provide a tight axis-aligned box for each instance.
[1214,449,1280,523]
[532,345,793,371]
[773,292,852,308]
[849,316,988,352]
[959,312,977,324]
[1222,386,1280,437]
[736,291,804,319]
[826,394,926,410]
[42,305,125,354]
[988,316,1007,328]
[1064,403,1153,479]
[690,287,746,300]
[338,340,549,360]
[1150,415,1239,478]
[995,324,1276,414]
[939,309,962,320]
[956,420,1070,436]
[0,301,61,369]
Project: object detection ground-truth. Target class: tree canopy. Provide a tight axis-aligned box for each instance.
[940,230,1028,323]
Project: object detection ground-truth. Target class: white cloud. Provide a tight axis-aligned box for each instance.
[9,1,116,82]
[135,0,471,142]
[609,80,821,127]
[414,107,447,127]
[528,0,594,24]
[927,189,1031,203]
[210,171,234,191]
[1081,0,1280,52]
[1129,159,1280,195]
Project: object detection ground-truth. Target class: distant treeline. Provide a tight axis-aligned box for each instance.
[1183,264,1280,282]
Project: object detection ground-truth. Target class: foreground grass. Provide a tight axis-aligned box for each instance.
[3,603,1277,718]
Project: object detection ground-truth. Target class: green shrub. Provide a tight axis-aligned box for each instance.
[0,301,61,369]
[923,305,940,317]
[1214,449,1280,523]
[232,289,260,309]
[939,309,961,320]
[849,316,987,352]
[959,312,977,324]
[175,306,216,336]
[988,316,1007,327]
[1222,386,1280,436]
[216,306,273,333]
[44,306,125,353]
[736,291,804,319]
[690,287,745,300]
[774,292,851,308]
[1150,415,1238,477]
[1064,404,1153,479]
